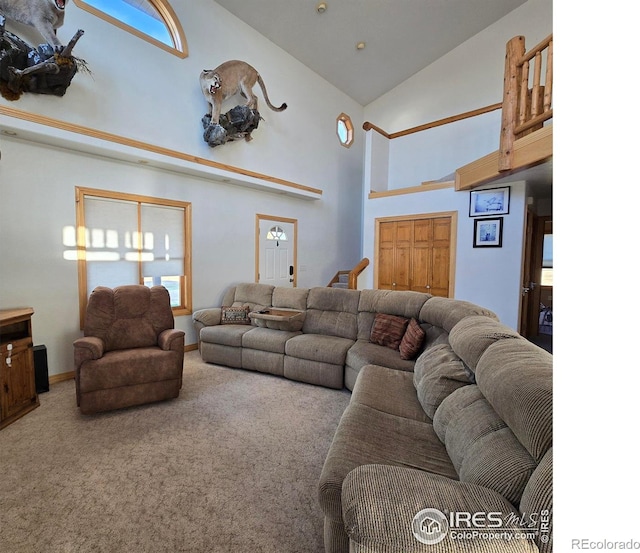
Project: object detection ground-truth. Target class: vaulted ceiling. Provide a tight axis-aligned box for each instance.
[214,0,527,106]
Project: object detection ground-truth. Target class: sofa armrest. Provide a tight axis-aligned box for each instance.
[342,464,537,553]
[193,307,222,329]
[73,336,105,367]
[158,328,185,352]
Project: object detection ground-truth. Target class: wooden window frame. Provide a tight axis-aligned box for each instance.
[337,113,354,148]
[75,187,192,328]
[73,0,188,58]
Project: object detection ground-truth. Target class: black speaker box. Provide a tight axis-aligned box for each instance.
[33,344,49,393]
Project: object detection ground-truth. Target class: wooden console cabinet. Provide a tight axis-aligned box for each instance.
[0,308,39,430]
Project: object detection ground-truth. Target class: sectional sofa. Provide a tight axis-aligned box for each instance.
[192,283,553,552]
[192,283,496,390]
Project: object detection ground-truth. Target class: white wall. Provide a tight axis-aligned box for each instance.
[0,0,552,376]
[364,0,552,132]
[360,182,527,329]
[0,0,364,376]
[387,110,502,187]
[359,0,552,328]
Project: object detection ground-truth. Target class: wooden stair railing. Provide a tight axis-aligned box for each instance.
[327,258,370,290]
[499,34,553,171]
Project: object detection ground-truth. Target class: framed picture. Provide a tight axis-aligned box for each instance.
[469,186,510,217]
[473,217,503,248]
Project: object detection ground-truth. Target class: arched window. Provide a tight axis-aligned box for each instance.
[266,226,288,241]
[336,113,354,148]
[74,0,188,58]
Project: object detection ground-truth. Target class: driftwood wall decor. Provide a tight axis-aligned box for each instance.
[199,60,287,147]
[0,6,85,100]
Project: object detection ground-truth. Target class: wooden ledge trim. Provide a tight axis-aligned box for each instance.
[0,106,322,197]
[368,180,454,199]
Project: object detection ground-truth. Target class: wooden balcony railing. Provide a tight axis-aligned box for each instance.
[327,258,370,290]
[499,34,553,171]
[361,33,553,193]
[363,102,502,141]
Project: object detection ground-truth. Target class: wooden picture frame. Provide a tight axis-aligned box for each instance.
[469,186,510,217]
[473,217,503,248]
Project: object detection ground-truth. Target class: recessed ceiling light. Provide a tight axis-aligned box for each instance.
[316,2,327,13]
[356,42,366,50]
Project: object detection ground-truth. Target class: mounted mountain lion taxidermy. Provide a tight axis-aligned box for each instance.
[0,0,66,48]
[200,60,287,127]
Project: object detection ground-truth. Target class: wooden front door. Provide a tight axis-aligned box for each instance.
[376,213,456,297]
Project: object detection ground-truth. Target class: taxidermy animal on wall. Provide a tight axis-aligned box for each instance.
[0,0,66,48]
[200,60,287,127]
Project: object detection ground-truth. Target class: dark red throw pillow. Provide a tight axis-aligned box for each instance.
[399,318,426,360]
[370,313,410,350]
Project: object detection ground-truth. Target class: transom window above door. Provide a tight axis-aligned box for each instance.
[266,226,288,241]
[74,0,188,57]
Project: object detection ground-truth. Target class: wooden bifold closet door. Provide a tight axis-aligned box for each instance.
[376,213,455,297]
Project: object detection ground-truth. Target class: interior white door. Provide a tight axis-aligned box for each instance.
[259,220,295,287]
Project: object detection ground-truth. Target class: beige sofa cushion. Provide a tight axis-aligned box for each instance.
[272,286,309,310]
[449,315,522,371]
[356,289,430,341]
[519,448,553,553]
[342,465,532,553]
[346,340,415,375]
[413,343,473,418]
[433,385,537,505]
[419,296,498,333]
[319,402,457,523]
[303,287,359,340]
[351,364,430,423]
[476,339,553,462]
[285,334,354,365]
[232,283,274,310]
[199,324,254,347]
[242,327,301,354]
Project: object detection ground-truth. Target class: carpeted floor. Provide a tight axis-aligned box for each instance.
[0,351,351,553]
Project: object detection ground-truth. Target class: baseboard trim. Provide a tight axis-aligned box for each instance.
[49,372,75,384]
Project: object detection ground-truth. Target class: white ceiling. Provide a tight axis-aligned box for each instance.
[212,0,551,197]
[214,0,528,106]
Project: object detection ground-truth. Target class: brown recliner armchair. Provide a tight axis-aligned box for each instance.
[74,285,185,414]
